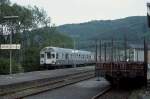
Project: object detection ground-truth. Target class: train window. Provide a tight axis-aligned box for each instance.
[56,53,58,59]
[79,54,81,59]
[51,54,55,58]
[47,52,51,59]
[41,54,44,58]
[65,53,69,59]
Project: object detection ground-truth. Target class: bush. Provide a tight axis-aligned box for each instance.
[0,58,21,74]
[22,47,40,72]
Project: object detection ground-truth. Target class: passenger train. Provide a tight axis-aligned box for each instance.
[40,47,95,69]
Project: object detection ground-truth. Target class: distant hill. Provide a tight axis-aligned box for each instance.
[58,16,149,42]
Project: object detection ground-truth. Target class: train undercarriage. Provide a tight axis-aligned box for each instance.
[40,63,95,70]
[105,74,147,87]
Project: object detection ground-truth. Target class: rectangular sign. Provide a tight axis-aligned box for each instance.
[0,44,21,49]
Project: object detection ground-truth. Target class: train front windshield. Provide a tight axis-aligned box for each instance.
[40,54,44,58]
[47,52,55,59]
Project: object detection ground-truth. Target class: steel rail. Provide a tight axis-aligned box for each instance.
[91,87,111,99]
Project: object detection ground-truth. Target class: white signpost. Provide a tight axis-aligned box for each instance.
[0,44,21,49]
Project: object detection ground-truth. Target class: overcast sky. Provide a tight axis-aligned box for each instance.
[11,0,148,25]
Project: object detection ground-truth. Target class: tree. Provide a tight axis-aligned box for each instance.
[32,6,51,28]
[0,0,10,5]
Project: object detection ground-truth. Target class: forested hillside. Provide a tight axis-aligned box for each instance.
[58,16,149,41]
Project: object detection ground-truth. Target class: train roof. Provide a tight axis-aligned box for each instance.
[41,46,93,54]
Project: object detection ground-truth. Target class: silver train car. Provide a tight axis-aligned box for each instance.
[40,47,95,68]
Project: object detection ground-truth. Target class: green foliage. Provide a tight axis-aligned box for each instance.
[22,47,40,72]
[0,1,50,29]
[0,58,10,74]
[0,0,10,5]
[32,6,50,27]
[57,16,150,50]
[28,27,73,48]
[58,16,149,49]
[0,58,20,74]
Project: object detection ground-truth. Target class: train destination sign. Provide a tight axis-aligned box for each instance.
[0,44,21,49]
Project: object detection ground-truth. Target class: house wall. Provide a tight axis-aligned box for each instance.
[133,49,144,62]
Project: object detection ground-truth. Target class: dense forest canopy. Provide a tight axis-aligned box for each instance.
[58,17,149,40]
[58,16,150,49]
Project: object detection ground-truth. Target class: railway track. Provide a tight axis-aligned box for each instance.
[92,87,132,99]
[91,87,111,99]
[0,70,95,99]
